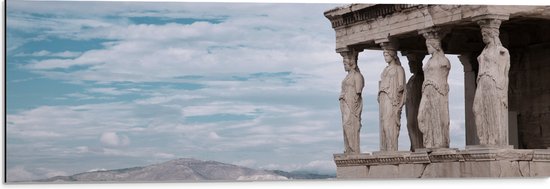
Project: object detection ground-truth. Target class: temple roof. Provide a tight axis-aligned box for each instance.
[323,4,550,53]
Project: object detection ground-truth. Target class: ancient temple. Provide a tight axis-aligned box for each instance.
[325,4,550,178]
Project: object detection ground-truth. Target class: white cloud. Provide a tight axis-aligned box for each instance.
[6,1,472,178]
[182,101,260,117]
[24,131,64,138]
[15,50,82,58]
[39,168,68,178]
[208,131,221,140]
[6,166,35,182]
[100,132,130,147]
[154,152,176,159]
[233,159,257,168]
[65,92,105,100]
[12,3,338,86]
[258,159,336,174]
[6,166,68,182]
[88,87,128,95]
[135,94,204,105]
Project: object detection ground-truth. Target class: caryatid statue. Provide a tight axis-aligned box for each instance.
[473,18,510,146]
[339,49,365,154]
[418,29,451,149]
[405,52,425,151]
[378,43,406,151]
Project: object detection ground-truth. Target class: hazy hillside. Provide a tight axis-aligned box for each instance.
[34,158,287,182]
[31,158,334,183]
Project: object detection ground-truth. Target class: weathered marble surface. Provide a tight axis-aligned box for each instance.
[325,5,549,51]
[378,46,406,151]
[405,53,425,151]
[339,50,365,154]
[334,149,550,178]
[417,28,451,148]
[473,18,510,146]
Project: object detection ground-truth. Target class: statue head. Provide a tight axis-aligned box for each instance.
[478,19,502,46]
[341,50,360,72]
[421,30,444,55]
[426,39,442,54]
[383,50,399,65]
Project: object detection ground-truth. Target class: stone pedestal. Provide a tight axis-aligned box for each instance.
[334,148,550,179]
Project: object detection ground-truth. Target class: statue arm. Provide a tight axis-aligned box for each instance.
[354,73,365,95]
[398,67,406,107]
[377,81,382,103]
[499,47,511,104]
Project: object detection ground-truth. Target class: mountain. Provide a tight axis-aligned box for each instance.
[34,158,288,182]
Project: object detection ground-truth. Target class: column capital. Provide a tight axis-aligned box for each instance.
[336,47,363,54]
[376,38,399,51]
[374,37,390,44]
[418,27,450,40]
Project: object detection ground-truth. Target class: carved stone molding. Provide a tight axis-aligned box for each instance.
[334,148,545,167]
[533,149,550,162]
[404,152,431,164]
[325,4,421,28]
[428,149,464,162]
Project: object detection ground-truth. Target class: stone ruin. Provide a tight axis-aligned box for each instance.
[325,4,550,178]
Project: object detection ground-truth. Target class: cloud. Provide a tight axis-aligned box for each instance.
[15,50,82,58]
[208,132,221,140]
[258,159,336,174]
[87,87,128,96]
[12,3,339,85]
[233,159,257,168]
[6,166,34,182]
[100,132,130,147]
[154,152,176,159]
[6,1,472,178]
[6,166,68,182]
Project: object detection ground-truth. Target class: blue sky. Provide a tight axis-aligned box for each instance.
[6,0,468,181]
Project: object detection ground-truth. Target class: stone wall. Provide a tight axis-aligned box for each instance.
[508,22,550,149]
[334,148,550,179]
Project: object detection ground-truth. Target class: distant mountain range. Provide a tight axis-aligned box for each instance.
[31,158,335,183]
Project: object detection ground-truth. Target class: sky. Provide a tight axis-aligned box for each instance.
[5,0,468,181]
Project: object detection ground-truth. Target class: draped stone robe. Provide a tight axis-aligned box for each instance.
[418,53,451,148]
[340,70,365,154]
[379,64,406,151]
[473,44,510,146]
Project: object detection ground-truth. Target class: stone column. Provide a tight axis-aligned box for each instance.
[472,14,511,147]
[458,53,479,145]
[403,51,425,151]
[376,38,406,151]
[338,48,365,154]
[417,28,451,149]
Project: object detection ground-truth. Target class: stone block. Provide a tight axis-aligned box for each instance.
[497,160,521,177]
[336,166,369,179]
[421,162,460,178]
[398,164,426,178]
[529,161,550,177]
[460,161,494,177]
[367,165,398,178]
[460,160,521,177]
[496,149,533,161]
[518,161,530,177]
